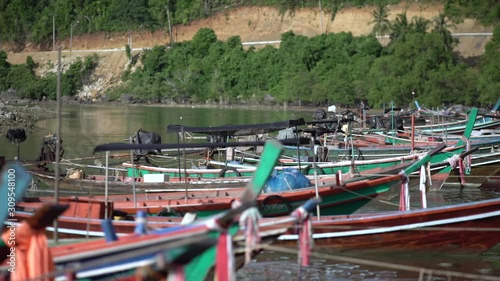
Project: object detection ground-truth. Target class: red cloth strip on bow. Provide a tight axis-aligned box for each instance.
[292,207,313,267]
[458,158,466,185]
[241,209,261,265]
[215,231,235,281]
[399,171,410,211]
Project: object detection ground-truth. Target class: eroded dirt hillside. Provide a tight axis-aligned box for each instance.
[3,3,493,100]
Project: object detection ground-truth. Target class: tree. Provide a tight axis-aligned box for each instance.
[432,12,457,52]
[411,16,430,34]
[477,25,500,105]
[191,28,218,58]
[6,65,38,98]
[107,0,153,31]
[26,56,37,73]
[215,42,246,103]
[165,68,198,103]
[142,45,167,76]
[369,3,391,37]
[444,0,500,26]
[0,50,11,91]
[390,12,410,41]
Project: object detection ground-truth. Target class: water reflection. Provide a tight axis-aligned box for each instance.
[238,246,500,281]
[239,180,500,280]
[2,104,499,280]
[0,104,306,160]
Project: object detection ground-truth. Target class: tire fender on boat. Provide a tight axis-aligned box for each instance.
[258,195,293,217]
[218,167,242,178]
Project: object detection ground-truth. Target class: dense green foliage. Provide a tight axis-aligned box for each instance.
[0,0,497,48]
[445,0,500,26]
[108,17,497,108]
[0,0,498,108]
[477,25,500,106]
[0,51,98,100]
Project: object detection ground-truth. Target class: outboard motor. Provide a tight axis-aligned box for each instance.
[206,134,224,143]
[383,116,404,132]
[38,133,63,163]
[313,109,327,121]
[132,129,162,159]
[367,116,386,129]
[313,108,330,129]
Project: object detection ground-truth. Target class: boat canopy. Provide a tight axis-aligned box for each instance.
[166,118,306,137]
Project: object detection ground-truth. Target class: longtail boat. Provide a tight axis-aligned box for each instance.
[2,141,320,280]
[26,138,311,195]
[2,140,301,281]
[14,143,447,240]
[219,108,486,190]
[314,107,499,162]
[166,118,306,142]
[277,197,500,255]
[41,198,318,281]
[32,109,489,195]
[27,167,252,195]
[407,98,500,135]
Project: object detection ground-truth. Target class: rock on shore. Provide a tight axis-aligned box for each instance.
[0,101,56,135]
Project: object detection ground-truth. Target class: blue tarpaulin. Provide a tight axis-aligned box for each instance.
[264,168,311,193]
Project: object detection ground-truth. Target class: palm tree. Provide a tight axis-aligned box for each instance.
[432,12,457,52]
[369,3,392,37]
[390,12,410,41]
[411,16,430,34]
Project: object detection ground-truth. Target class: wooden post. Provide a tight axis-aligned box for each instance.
[53,47,62,242]
[311,137,321,220]
[105,151,109,220]
[130,137,137,208]
[411,113,415,152]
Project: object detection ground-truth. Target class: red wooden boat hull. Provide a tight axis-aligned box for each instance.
[8,207,300,280]
[19,162,409,220]
[276,198,500,254]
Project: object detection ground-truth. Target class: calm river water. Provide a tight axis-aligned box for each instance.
[2,103,499,280]
[0,103,307,161]
[238,186,500,281]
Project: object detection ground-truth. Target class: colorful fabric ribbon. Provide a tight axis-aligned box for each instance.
[458,158,466,185]
[419,165,427,209]
[447,154,466,185]
[399,171,410,211]
[239,207,262,265]
[215,231,235,281]
[292,207,313,266]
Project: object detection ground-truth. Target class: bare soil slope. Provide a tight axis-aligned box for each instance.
[3,3,493,99]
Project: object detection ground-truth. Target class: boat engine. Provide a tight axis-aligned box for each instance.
[37,133,64,164]
[132,129,162,160]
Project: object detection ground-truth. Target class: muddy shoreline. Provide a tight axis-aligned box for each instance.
[0,100,57,135]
